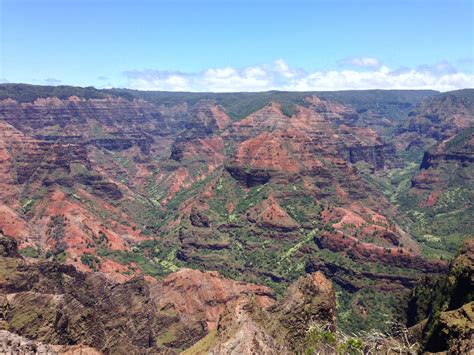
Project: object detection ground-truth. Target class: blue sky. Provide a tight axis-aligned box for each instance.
[1,0,473,91]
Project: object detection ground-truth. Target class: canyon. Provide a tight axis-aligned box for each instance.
[0,84,472,353]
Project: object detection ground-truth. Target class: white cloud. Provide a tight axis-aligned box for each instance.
[123,70,193,91]
[345,56,381,68]
[123,59,474,92]
[44,78,62,85]
[274,59,298,78]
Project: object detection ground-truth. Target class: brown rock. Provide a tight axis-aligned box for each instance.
[151,268,276,330]
[269,271,336,351]
[204,272,336,354]
[208,297,290,355]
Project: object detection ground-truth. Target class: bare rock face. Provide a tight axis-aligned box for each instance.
[420,125,473,167]
[151,268,276,330]
[225,100,396,189]
[208,297,290,355]
[316,231,447,273]
[0,330,100,355]
[0,236,279,353]
[269,271,336,351]
[0,258,169,354]
[344,144,397,170]
[205,271,337,354]
[246,196,299,231]
[404,93,474,144]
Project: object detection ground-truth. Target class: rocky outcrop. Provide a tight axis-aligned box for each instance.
[0,96,164,134]
[425,302,474,354]
[188,100,230,132]
[269,272,336,350]
[410,169,447,190]
[0,330,100,355]
[225,165,272,187]
[0,237,280,353]
[1,258,169,353]
[420,151,474,170]
[406,93,473,140]
[306,257,419,292]
[150,268,276,330]
[225,100,395,187]
[343,143,398,170]
[206,271,336,354]
[178,228,231,252]
[189,208,210,227]
[419,127,474,170]
[0,232,20,257]
[315,232,447,273]
[410,128,473,199]
[246,196,299,231]
[408,238,474,354]
[14,141,89,185]
[208,297,290,354]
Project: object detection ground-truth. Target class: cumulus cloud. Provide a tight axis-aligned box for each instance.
[123,59,474,92]
[124,70,193,91]
[345,56,381,68]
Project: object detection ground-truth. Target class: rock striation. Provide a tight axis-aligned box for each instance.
[206,271,336,354]
[0,235,280,354]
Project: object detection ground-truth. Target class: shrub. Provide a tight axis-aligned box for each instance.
[80,253,100,271]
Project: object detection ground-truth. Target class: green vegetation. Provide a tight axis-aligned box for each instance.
[407,239,474,352]
[19,186,48,216]
[19,246,40,258]
[3,83,472,344]
[0,83,115,102]
[81,253,101,270]
[304,323,404,355]
[233,183,270,215]
[280,192,322,224]
[98,240,180,278]
[444,126,474,152]
[45,248,67,263]
[48,215,66,241]
[366,157,473,259]
[305,325,337,353]
[335,285,406,333]
[182,329,217,354]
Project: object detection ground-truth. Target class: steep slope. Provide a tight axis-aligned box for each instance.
[0,234,278,353]
[397,89,474,151]
[0,94,228,280]
[0,330,100,355]
[191,271,336,354]
[410,128,474,254]
[370,92,474,259]
[407,238,474,354]
[0,84,469,334]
